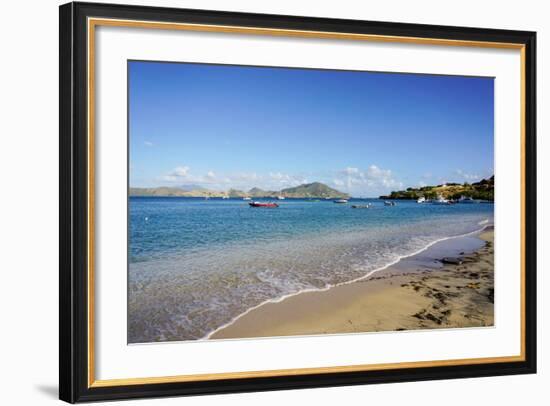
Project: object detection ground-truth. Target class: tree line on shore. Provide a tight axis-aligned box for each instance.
[380,176,494,201]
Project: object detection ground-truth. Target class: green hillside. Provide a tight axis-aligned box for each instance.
[380,176,494,201]
[281,182,349,198]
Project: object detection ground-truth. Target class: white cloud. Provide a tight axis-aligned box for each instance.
[269,172,286,180]
[144,141,153,147]
[157,165,399,196]
[234,172,259,181]
[168,166,190,178]
[334,164,403,196]
[162,167,273,190]
[455,169,480,181]
[267,172,310,188]
[161,166,202,183]
[341,167,360,175]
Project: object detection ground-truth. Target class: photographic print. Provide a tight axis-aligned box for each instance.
[128,61,495,344]
[60,5,536,401]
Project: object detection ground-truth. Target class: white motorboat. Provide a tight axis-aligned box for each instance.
[334,199,348,204]
[458,195,476,204]
[351,203,371,209]
[432,195,451,205]
[417,196,426,203]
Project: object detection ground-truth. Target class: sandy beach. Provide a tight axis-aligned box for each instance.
[210,228,494,339]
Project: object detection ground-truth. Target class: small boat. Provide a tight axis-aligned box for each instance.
[432,195,451,205]
[458,195,476,204]
[222,195,229,199]
[351,204,371,209]
[334,199,348,204]
[277,196,285,200]
[384,201,396,206]
[243,197,252,201]
[417,196,426,204]
[249,201,279,208]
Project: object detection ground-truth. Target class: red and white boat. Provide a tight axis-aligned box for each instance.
[249,201,279,208]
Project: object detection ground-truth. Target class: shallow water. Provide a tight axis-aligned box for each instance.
[128,197,494,343]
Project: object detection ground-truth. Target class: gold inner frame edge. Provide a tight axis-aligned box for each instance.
[87,17,527,388]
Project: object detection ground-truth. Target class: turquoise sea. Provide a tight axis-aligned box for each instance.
[128,197,494,343]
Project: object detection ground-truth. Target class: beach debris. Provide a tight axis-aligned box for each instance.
[441,257,463,265]
[433,292,448,305]
[412,310,425,319]
[412,310,443,325]
[425,313,443,324]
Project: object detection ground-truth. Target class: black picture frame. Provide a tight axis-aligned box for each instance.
[60,1,537,403]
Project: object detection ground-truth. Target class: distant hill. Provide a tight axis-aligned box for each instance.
[178,184,208,192]
[130,187,222,197]
[380,176,494,201]
[130,187,188,197]
[227,188,246,198]
[281,182,349,198]
[129,182,348,199]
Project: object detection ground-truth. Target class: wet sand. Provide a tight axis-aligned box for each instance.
[210,229,494,339]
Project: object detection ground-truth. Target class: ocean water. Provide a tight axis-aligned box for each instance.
[128,197,494,343]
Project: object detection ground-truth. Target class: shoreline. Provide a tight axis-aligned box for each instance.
[209,227,494,340]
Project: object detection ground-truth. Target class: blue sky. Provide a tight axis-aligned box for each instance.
[129,61,494,197]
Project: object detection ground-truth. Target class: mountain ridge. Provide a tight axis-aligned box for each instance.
[129,182,349,198]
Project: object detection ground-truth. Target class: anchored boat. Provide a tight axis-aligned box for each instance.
[432,195,451,205]
[249,201,279,208]
[458,195,476,204]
